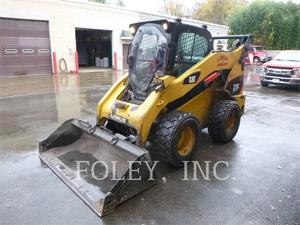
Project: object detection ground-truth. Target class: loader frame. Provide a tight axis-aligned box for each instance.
[97,27,251,146]
[39,18,251,217]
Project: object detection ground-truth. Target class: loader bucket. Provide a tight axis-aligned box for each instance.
[39,119,157,217]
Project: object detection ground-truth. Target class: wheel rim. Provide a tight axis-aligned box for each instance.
[225,110,238,135]
[177,126,196,157]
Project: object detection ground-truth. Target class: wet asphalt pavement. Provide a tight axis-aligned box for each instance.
[0,66,299,225]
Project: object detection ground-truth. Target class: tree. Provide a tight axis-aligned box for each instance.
[161,0,188,17]
[192,0,247,25]
[116,0,125,7]
[228,0,300,50]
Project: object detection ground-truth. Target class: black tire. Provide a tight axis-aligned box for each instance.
[253,57,260,64]
[208,100,241,143]
[260,80,269,87]
[151,111,200,167]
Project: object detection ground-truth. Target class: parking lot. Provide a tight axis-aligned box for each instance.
[0,66,299,225]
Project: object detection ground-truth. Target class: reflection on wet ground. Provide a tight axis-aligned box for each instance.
[244,64,261,87]
[0,66,262,98]
[0,65,261,151]
[0,67,299,225]
[0,70,125,153]
[0,70,124,98]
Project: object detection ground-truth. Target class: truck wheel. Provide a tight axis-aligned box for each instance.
[151,111,200,167]
[253,57,260,64]
[260,80,269,87]
[208,100,241,143]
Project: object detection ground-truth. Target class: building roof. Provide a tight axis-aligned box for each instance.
[120,30,133,40]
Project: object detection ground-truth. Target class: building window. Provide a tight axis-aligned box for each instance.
[4,49,18,54]
[22,49,34,54]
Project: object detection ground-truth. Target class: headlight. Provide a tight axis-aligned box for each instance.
[162,22,168,30]
[293,68,300,78]
[262,66,267,74]
[129,26,136,34]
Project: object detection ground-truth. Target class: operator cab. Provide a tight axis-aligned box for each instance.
[127,19,213,100]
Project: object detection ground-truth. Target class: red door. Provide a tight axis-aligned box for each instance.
[122,44,129,70]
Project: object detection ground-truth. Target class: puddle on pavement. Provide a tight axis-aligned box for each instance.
[0,66,296,153]
[0,71,125,152]
[244,65,261,87]
[0,70,124,98]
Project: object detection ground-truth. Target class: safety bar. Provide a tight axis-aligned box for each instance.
[212,34,252,44]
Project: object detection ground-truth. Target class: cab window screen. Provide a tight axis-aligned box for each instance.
[192,35,208,61]
[174,31,208,75]
[138,34,158,60]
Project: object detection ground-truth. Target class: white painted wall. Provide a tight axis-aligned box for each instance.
[0,0,229,72]
[138,12,229,36]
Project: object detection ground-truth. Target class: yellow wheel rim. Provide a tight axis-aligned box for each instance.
[225,111,236,130]
[177,126,196,157]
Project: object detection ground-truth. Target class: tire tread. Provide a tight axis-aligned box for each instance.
[151,111,198,167]
[208,100,240,143]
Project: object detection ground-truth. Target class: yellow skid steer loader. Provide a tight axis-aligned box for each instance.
[39,19,251,217]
